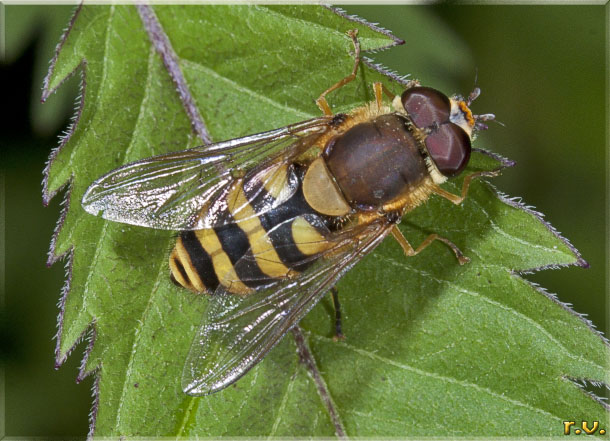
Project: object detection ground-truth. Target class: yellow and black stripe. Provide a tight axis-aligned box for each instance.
[169,165,332,295]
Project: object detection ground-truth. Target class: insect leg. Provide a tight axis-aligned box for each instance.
[315,29,361,116]
[431,170,501,205]
[373,83,384,111]
[391,225,470,265]
[373,82,396,104]
[330,287,345,341]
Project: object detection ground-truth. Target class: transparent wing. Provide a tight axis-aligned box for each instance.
[182,217,393,396]
[81,118,330,230]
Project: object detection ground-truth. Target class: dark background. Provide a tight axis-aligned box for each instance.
[2,4,606,437]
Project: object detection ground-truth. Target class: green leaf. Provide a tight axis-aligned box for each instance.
[4,5,79,136]
[43,4,608,437]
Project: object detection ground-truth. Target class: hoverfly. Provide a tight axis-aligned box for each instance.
[81,30,498,396]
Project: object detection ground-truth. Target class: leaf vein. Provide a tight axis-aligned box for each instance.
[312,334,563,422]
[180,58,312,120]
[176,397,197,438]
[470,195,566,256]
[378,255,605,373]
[268,367,297,438]
[114,46,168,429]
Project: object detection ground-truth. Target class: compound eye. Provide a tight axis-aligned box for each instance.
[401,87,451,128]
[425,123,471,177]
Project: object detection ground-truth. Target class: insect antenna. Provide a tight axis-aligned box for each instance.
[466,70,505,131]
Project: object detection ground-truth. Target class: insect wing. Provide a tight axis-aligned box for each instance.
[181,218,392,396]
[81,118,330,230]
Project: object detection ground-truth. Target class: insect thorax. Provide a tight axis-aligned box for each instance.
[323,113,429,210]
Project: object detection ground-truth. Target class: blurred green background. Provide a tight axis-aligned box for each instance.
[1,4,606,437]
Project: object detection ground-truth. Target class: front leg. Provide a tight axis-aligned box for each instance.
[316,30,361,116]
[432,170,501,205]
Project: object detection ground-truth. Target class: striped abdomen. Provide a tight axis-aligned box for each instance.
[169,165,333,295]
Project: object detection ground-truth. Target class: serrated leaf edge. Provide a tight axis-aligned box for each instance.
[498,192,609,387]
[41,4,83,208]
[323,4,405,50]
[565,378,610,411]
